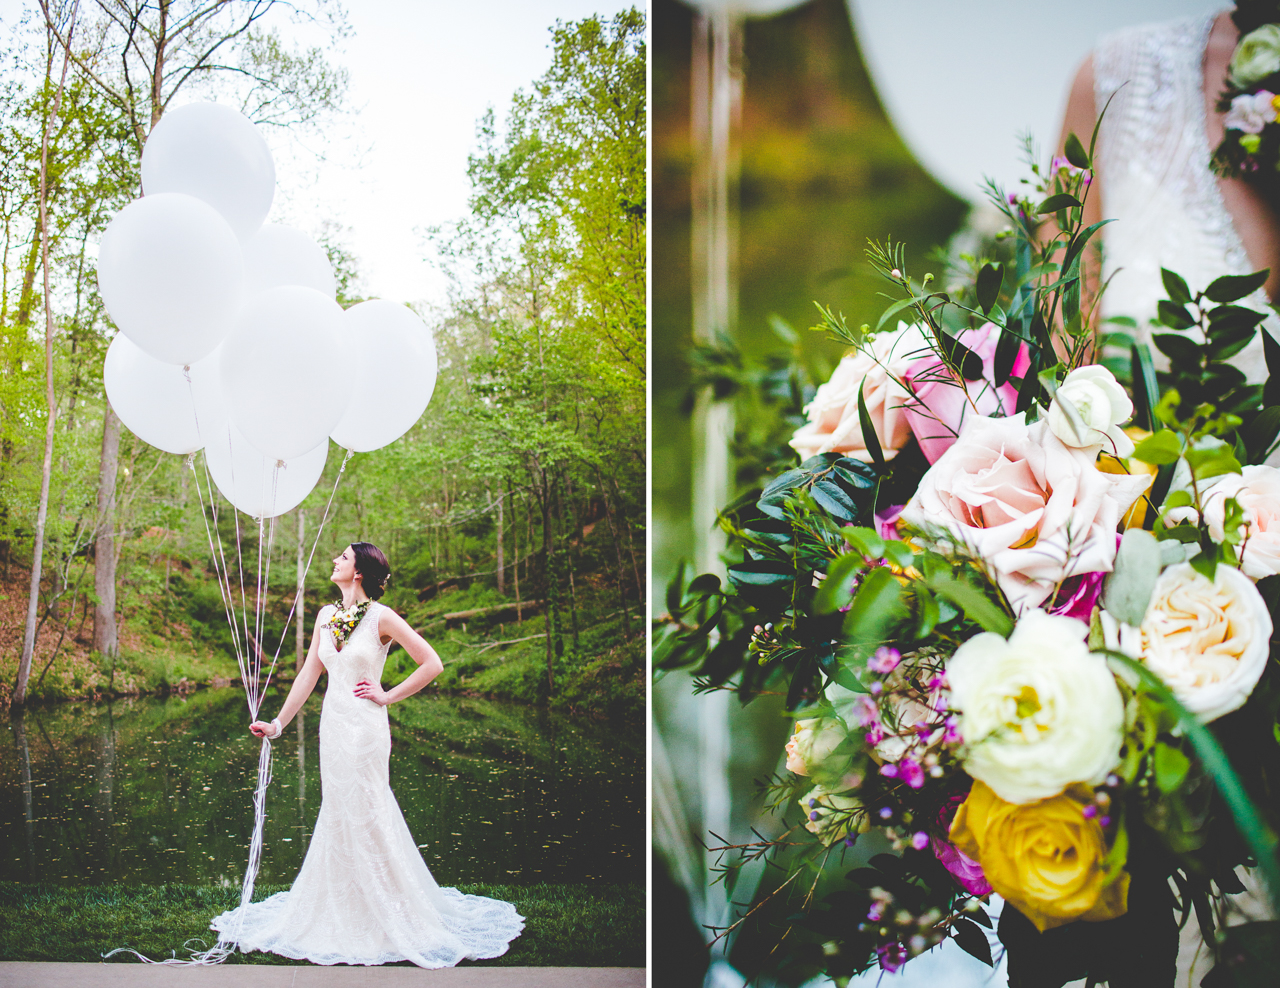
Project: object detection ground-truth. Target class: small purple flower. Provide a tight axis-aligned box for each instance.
[879,806,894,820]
[854,696,880,727]
[810,810,821,821]
[868,646,901,675]
[877,943,908,973]
[874,504,905,542]
[1100,816,1112,828]
[911,831,930,851]
[868,902,885,921]
[899,758,926,789]
[865,724,886,746]
[870,681,884,695]
[879,763,900,779]
[1082,804,1098,819]
[943,715,962,745]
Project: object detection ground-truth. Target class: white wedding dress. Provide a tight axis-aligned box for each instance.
[210,600,524,967]
[1093,10,1278,381]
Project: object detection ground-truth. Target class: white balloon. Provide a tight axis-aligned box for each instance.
[329,300,438,452]
[97,193,245,365]
[204,419,329,519]
[104,335,224,454]
[141,102,275,240]
[219,285,349,461]
[242,224,336,298]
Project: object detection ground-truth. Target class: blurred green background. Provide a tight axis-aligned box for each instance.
[651,0,970,604]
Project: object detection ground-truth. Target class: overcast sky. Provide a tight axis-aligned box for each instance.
[0,0,639,311]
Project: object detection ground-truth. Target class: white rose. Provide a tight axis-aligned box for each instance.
[1231,25,1280,88]
[1199,465,1280,579]
[784,718,846,776]
[1107,563,1272,723]
[798,785,868,845]
[790,322,929,463]
[900,413,1151,613]
[1224,90,1279,135]
[1047,365,1135,457]
[947,610,1124,804]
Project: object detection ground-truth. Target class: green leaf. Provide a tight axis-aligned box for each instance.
[994,320,1024,386]
[1131,343,1159,432]
[815,553,865,615]
[882,540,914,568]
[841,526,885,559]
[875,296,917,333]
[1103,529,1162,627]
[1153,332,1201,364]
[1156,301,1196,330]
[842,566,908,646]
[761,468,806,498]
[856,381,885,469]
[1153,742,1192,795]
[976,262,1003,315]
[1265,331,1280,409]
[1185,441,1242,481]
[1161,268,1193,306]
[952,917,994,967]
[926,571,1013,637]
[1064,131,1090,170]
[1204,269,1269,304]
[666,561,689,617]
[1247,406,1280,463]
[811,480,858,521]
[727,560,794,588]
[1037,193,1082,214]
[1133,430,1183,466]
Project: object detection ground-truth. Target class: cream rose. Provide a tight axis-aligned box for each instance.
[1231,24,1280,88]
[785,718,846,776]
[1047,365,1134,457]
[900,414,1151,613]
[790,322,929,463]
[947,610,1125,804]
[1200,466,1280,579]
[1106,563,1272,723]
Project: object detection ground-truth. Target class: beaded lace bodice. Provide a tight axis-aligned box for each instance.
[1094,11,1274,383]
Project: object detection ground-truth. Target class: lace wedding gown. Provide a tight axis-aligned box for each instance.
[210,600,525,967]
[1093,10,1278,380]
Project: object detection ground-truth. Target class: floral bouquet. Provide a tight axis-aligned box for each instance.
[1212,17,1280,197]
[657,130,1280,986]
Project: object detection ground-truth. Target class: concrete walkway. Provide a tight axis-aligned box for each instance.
[0,965,644,987]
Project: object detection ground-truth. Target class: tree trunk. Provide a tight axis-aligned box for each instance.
[93,403,121,665]
[296,507,306,670]
[512,493,522,621]
[558,471,579,653]
[596,465,632,636]
[15,15,76,707]
[495,486,504,594]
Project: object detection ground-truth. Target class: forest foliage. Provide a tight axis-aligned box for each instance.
[0,2,646,717]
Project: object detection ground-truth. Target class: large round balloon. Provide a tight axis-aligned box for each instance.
[219,285,349,460]
[329,300,438,452]
[204,419,329,519]
[104,335,224,454]
[243,224,336,298]
[97,193,245,365]
[141,102,275,240]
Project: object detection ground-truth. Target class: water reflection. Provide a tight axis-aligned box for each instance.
[0,688,641,888]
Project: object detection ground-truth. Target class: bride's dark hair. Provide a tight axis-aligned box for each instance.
[1233,2,1280,34]
[351,542,391,600]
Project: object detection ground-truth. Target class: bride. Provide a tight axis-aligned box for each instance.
[211,541,524,967]
[1059,4,1280,369]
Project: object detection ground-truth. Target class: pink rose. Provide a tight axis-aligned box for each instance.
[902,322,1029,464]
[900,414,1151,613]
[1200,465,1280,579]
[790,322,929,463]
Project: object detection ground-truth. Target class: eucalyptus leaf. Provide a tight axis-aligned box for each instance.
[1102,529,1162,627]
[1204,269,1269,304]
[1064,131,1090,169]
[976,261,1003,315]
[1037,192,1081,214]
[1161,268,1192,306]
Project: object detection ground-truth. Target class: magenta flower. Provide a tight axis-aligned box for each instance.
[877,943,908,973]
[868,646,902,675]
[875,504,905,541]
[931,791,993,896]
[899,758,926,789]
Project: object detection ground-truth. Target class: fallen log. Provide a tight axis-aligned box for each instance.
[441,600,546,628]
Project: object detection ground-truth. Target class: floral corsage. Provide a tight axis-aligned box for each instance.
[327,599,371,649]
[1211,23,1280,196]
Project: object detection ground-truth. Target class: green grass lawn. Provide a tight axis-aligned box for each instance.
[0,882,644,967]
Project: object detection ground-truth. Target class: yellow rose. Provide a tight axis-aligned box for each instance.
[949,781,1129,932]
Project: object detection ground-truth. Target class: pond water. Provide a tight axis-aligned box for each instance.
[0,686,642,888]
